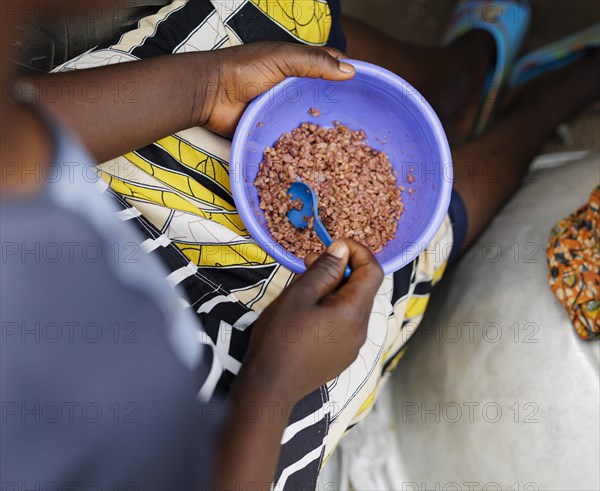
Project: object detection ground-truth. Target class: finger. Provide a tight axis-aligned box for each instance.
[320,46,350,60]
[303,252,320,268]
[275,44,355,81]
[292,240,350,303]
[324,239,384,310]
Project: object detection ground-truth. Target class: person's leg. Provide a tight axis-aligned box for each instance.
[452,50,600,247]
[342,16,495,145]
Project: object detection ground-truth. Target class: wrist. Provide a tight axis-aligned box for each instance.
[233,351,302,410]
[185,51,219,129]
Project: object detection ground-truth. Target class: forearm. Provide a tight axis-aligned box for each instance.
[27,52,212,162]
[212,360,295,491]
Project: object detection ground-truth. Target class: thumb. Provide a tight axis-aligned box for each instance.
[293,241,350,302]
[277,45,355,81]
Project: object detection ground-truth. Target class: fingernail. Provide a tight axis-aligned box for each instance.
[339,62,355,74]
[327,241,348,259]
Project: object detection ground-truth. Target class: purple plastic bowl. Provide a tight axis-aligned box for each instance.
[230,60,452,276]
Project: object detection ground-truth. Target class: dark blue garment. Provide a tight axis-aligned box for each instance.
[326,0,347,52]
[448,189,469,261]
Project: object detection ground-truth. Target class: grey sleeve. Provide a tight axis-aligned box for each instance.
[1,197,217,491]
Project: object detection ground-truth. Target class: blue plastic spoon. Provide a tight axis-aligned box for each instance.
[287,182,351,278]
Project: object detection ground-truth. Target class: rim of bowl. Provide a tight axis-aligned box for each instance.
[230,59,453,276]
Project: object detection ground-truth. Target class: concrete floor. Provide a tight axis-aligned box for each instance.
[342,0,600,152]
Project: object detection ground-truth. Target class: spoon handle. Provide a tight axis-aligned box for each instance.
[313,218,352,279]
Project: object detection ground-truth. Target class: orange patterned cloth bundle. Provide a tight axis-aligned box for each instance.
[547,186,600,340]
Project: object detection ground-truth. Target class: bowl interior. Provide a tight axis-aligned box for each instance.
[231,60,452,275]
